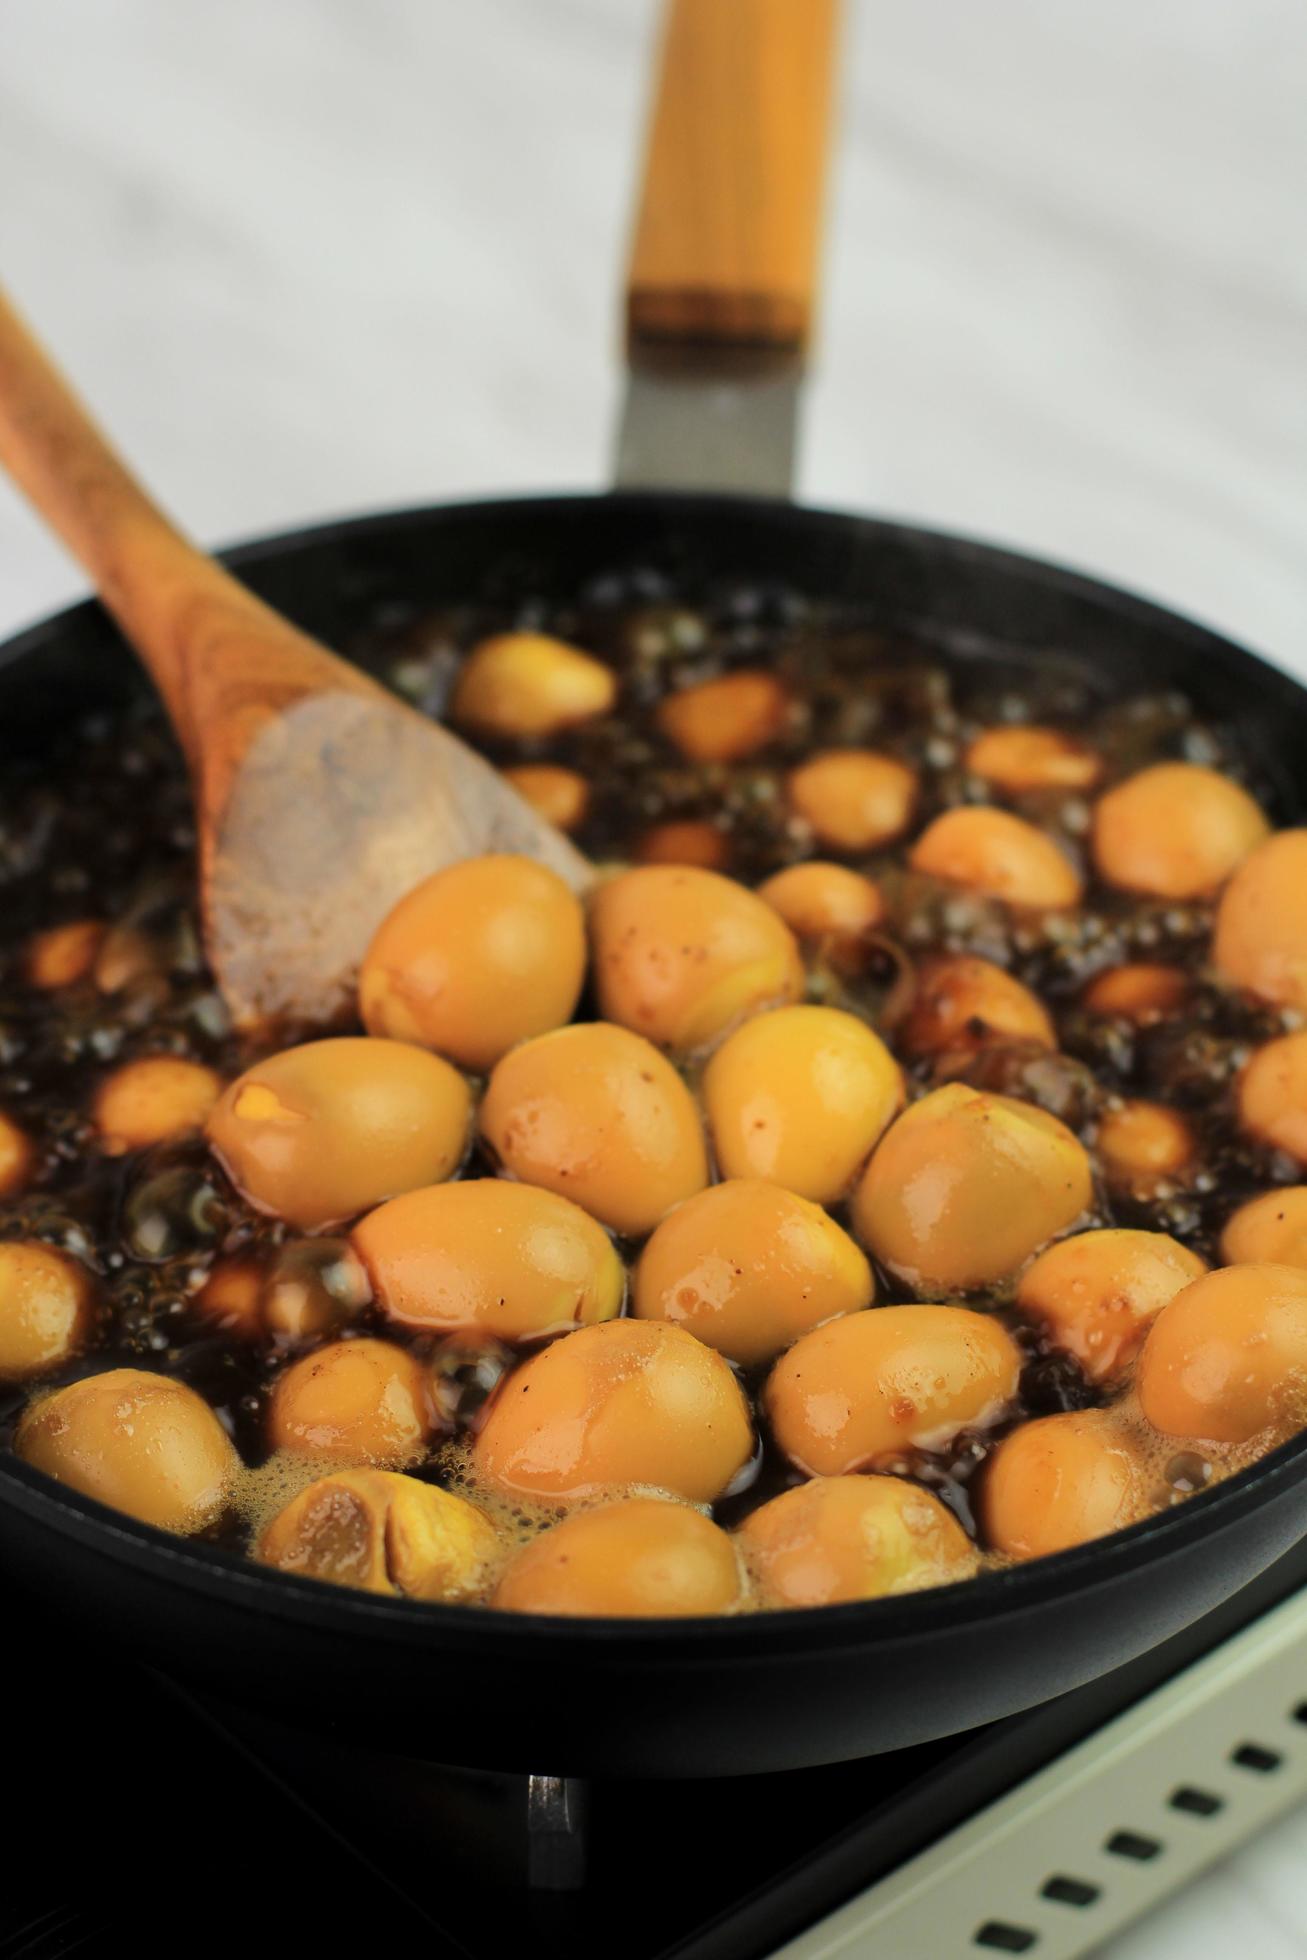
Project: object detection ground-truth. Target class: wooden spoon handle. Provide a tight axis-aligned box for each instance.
[0,286,348,762]
[626,0,841,363]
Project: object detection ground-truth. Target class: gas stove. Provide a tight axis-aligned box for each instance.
[8,1543,1307,1960]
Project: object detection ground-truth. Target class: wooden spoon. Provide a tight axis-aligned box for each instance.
[0,289,591,1034]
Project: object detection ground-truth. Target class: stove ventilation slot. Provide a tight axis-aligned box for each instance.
[1039,1877,1099,1907]
[973,1922,1037,1952]
[1232,1741,1282,1771]
[1167,1783,1223,1816]
[771,1582,1307,1959]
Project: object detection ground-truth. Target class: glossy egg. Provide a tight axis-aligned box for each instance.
[786,749,917,852]
[353,1179,625,1341]
[633,1179,873,1366]
[965,726,1102,794]
[95,1056,223,1156]
[92,926,157,995]
[200,1245,371,1346]
[450,631,616,739]
[0,1112,34,1198]
[738,1474,977,1606]
[24,919,105,990]
[1092,763,1268,898]
[0,1241,95,1380]
[16,1368,239,1532]
[980,1411,1144,1559]
[257,1468,499,1600]
[702,1005,902,1203]
[502,763,590,833]
[1083,963,1191,1024]
[765,1305,1021,1474]
[1221,1189,1307,1270]
[1097,1100,1196,1186]
[195,1255,266,1339]
[589,865,804,1053]
[268,1337,431,1464]
[473,1318,753,1504]
[495,1496,742,1617]
[756,862,886,967]
[1016,1229,1207,1383]
[207,1037,470,1231]
[1138,1264,1307,1442]
[359,854,586,1071]
[898,955,1054,1059]
[635,819,732,870]
[909,807,1082,908]
[657,670,790,763]
[1238,1033,1307,1164]
[851,1085,1093,1292]
[479,1022,708,1237]
[1213,830,1307,1013]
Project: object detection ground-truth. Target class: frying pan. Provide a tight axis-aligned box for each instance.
[2,4,1307,1781]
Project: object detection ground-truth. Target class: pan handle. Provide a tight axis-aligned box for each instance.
[625,0,841,369]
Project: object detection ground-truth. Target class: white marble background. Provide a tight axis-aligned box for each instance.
[1,0,1304,1951]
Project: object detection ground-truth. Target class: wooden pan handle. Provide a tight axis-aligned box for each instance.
[626,0,840,364]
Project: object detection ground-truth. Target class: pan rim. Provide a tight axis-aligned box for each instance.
[0,487,1289,684]
[2,486,1304,1655]
[2,1421,1305,1654]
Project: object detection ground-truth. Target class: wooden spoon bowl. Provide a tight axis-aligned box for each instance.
[0,290,589,1032]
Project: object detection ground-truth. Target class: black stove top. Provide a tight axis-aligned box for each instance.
[8,1539,1307,1960]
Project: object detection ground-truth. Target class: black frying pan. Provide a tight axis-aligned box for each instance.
[3,491,1307,1778]
[3,4,1305,1783]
